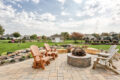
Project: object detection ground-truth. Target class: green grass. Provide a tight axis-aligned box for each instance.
[0,40,120,55]
[0,41,44,54]
[0,40,66,55]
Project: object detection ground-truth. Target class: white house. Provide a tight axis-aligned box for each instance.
[83,34,96,40]
[1,34,15,39]
[1,34,30,40]
[23,35,30,40]
[51,35,64,43]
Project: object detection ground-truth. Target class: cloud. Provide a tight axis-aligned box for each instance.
[32,0,40,4]
[0,1,57,35]
[6,0,40,4]
[76,12,82,17]
[73,0,82,4]
[17,4,22,8]
[57,16,118,33]
[58,0,66,5]
[69,18,73,21]
[40,13,56,21]
[5,0,22,4]
[61,11,70,16]
[0,0,120,36]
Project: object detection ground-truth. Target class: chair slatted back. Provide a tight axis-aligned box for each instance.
[30,45,42,57]
[108,45,117,53]
[108,49,119,60]
[44,43,51,51]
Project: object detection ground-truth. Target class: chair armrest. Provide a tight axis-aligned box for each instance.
[97,57,109,60]
[51,47,56,52]
[98,53,110,57]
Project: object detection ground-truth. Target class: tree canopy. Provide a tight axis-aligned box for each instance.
[41,35,47,40]
[92,33,100,39]
[61,32,70,40]
[71,32,84,40]
[0,25,5,35]
[101,32,109,36]
[30,34,37,40]
[13,32,21,38]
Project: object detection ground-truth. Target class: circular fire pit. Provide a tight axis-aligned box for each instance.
[67,53,91,67]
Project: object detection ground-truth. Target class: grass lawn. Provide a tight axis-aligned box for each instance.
[0,40,120,55]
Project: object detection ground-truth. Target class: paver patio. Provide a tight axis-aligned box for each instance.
[0,54,120,80]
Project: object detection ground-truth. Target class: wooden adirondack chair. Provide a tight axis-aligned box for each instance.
[98,45,117,57]
[30,45,50,69]
[44,43,58,60]
[93,49,120,74]
[107,45,117,53]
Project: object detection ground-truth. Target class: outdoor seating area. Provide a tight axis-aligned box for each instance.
[30,43,58,69]
[1,0,120,80]
[0,44,120,80]
[0,53,120,80]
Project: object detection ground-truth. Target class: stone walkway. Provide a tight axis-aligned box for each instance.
[0,54,120,80]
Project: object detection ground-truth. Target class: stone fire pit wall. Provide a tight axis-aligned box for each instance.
[67,53,91,68]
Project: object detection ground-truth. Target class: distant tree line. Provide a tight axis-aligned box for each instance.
[0,25,120,43]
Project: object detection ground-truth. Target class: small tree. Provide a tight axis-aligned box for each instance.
[13,32,21,38]
[41,35,47,42]
[101,32,109,36]
[42,35,47,40]
[104,36,112,42]
[0,25,5,35]
[70,32,84,43]
[30,34,37,40]
[111,33,118,40]
[118,34,120,40]
[92,33,100,39]
[61,32,70,40]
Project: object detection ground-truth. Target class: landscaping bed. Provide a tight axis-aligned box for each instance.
[0,48,32,66]
[0,45,70,66]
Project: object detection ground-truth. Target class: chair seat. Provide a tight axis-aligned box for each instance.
[42,57,50,62]
[48,51,57,54]
[35,56,41,62]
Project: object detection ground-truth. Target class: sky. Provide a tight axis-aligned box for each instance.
[0,0,120,36]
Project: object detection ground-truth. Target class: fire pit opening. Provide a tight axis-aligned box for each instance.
[72,47,86,56]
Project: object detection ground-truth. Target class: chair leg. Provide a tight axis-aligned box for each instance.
[41,62,45,69]
[92,58,99,69]
[110,60,117,69]
[32,62,35,68]
[32,62,38,69]
[105,65,120,74]
[93,59,120,74]
[45,53,48,56]
[55,54,58,57]
[92,61,97,69]
[46,61,50,65]
[53,55,55,60]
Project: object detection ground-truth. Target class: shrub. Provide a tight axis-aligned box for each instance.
[10,59,15,63]
[19,56,25,61]
[0,60,5,64]
[8,41,12,43]
[29,54,33,58]
[15,40,19,43]
[22,40,26,43]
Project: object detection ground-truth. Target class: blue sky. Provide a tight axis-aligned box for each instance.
[0,0,120,36]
